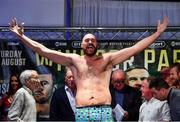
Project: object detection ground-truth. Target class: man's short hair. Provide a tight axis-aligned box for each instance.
[20,70,36,85]
[170,62,180,73]
[125,65,148,72]
[148,77,169,90]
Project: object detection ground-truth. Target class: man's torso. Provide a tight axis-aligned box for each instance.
[70,54,113,107]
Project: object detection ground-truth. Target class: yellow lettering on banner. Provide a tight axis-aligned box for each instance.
[36,53,40,65]
[97,50,106,55]
[45,57,52,66]
[158,50,169,71]
[109,50,117,53]
[66,50,70,53]
[49,60,53,66]
[123,57,134,71]
[73,50,76,54]
[144,49,155,70]
[80,50,84,55]
[40,57,45,65]
[173,50,180,63]
[36,53,52,66]
[57,64,61,71]
[34,48,180,72]
[36,52,59,69]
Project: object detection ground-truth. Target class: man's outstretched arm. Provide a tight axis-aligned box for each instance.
[9,18,76,66]
[110,16,169,65]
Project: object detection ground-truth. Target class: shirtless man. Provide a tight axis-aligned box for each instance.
[9,17,168,121]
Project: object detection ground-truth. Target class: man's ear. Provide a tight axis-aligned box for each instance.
[97,43,100,49]
[81,43,83,48]
[161,88,166,94]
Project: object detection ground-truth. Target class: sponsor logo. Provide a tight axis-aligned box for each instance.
[149,41,165,48]
[72,41,81,48]
[55,42,67,47]
[171,41,180,47]
[7,42,19,46]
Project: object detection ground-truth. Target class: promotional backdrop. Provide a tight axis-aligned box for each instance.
[0,39,180,95]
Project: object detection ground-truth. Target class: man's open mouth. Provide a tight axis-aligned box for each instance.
[87,44,95,50]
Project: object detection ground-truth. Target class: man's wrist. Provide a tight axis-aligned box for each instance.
[154,31,161,37]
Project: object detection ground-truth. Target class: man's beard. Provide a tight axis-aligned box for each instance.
[33,90,49,104]
[83,47,97,56]
[34,93,49,104]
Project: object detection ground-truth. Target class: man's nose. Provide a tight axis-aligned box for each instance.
[38,84,44,91]
[137,78,143,83]
[88,40,92,43]
[37,80,43,88]
[70,77,74,81]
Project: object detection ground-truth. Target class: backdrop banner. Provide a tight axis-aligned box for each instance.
[0,39,180,95]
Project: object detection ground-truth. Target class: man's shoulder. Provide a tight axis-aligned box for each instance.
[16,87,25,94]
[13,88,27,99]
[53,86,65,94]
[170,88,180,101]
[172,88,180,93]
[125,85,140,93]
